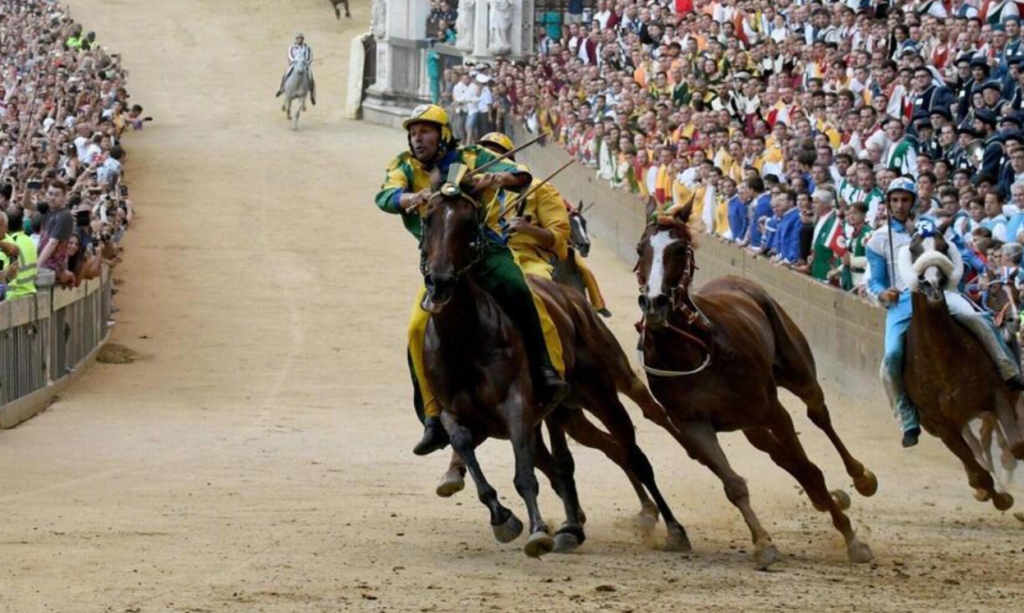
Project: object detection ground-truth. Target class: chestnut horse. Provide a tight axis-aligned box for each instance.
[634,204,877,569]
[420,185,689,558]
[901,233,1024,510]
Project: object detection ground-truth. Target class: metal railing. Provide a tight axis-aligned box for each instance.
[0,267,111,415]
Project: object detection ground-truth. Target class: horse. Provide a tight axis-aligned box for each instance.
[281,59,311,130]
[984,278,1021,363]
[901,232,1024,510]
[420,182,689,558]
[551,201,592,296]
[329,0,351,19]
[552,201,610,316]
[634,203,877,569]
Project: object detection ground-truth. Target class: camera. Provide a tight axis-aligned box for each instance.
[74,209,91,228]
[26,180,43,190]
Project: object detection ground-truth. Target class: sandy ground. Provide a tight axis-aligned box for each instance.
[0,1,1022,612]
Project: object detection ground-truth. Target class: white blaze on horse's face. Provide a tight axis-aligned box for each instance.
[646,230,678,300]
[574,216,589,245]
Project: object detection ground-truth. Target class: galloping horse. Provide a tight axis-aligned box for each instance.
[634,203,877,569]
[552,201,592,295]
[984,279,1021,362]
[901,232,1024,510]
[329,0,351,19]
[420,180,689,558]
[281,59,311,130]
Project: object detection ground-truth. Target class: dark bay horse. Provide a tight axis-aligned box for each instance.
[634,204,877,569]
[902,233,1024,510]
[420,185,688,558]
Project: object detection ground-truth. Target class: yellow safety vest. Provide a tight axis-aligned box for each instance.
[3,232,37,299]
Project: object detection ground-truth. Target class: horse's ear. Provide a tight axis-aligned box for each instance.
[429,167,443,192]
[675,201,694,224]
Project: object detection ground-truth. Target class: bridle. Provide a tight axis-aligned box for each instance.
[636,231,715,377]
[419,193,487,281]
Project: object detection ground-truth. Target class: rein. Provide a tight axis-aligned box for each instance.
[637,240,715,377]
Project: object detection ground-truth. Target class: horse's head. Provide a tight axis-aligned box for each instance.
[569,201,592,257]
[635,202,695,327]
[420,184,486,313]
[898,227,963,305]
[291,59,309,73]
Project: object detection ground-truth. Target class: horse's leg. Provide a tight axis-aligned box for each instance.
[442,415,523,543]
[578,382,690,552]
[562,409,657,528]
[507,416,555,558]
[543,413,587,553]
[993,393,1024,459]
[938,423,1014,510]
[765,404,872,563]
[775,351,877,497]
[672,419,777,567]
[285,97,292,120]
[345,0,352,17]
[436,449,466,498]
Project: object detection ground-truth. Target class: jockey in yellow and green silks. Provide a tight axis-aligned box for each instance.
[375,105,570,456]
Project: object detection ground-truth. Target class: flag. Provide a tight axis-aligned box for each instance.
[828,220,848,257]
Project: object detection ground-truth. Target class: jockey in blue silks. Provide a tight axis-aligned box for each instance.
[866,178,1024,448]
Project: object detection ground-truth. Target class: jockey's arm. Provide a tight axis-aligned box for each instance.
[866,246,896,304]
[375,156,415,215]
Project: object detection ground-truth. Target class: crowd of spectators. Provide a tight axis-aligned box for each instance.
[436,0,1024,303]
[0,0,146,304]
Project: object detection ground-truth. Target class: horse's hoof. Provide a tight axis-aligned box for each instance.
[831,489,852,511]
[754,543,781,570]
[854,469,879,497]
[847,538,874,564]
[1011,442,1024,460]
[435,469,465,498]
[524,531,555,558]
[994,492,1015,511]
[664,523,692,553]
[975,487,992,502]
[633,510,658,537]
[492,513,523,544]
[553,532,581,554]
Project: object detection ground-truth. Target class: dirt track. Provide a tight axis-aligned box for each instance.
[0,1,1022,611]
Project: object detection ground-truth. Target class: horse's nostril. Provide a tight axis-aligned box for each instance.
[638,295,649,310]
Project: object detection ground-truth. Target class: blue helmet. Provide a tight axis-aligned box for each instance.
[885,177,918,205]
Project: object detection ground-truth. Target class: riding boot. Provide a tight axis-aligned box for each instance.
[414,417,450,456]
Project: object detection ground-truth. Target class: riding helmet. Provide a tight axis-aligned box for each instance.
[885,177,918,205]
[404,104,455,156]
[478,132,515,158]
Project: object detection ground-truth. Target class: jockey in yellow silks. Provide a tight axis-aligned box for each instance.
[477,133,611,316]
[375,106,569,455]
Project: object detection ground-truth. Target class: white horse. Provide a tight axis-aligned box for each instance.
[282,59,311,130]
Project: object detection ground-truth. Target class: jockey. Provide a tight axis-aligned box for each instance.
[476,132,612,316]
[376,105,570,455]
[867,177,1024,448]
[275,33,316,105]
[476,132,571,278]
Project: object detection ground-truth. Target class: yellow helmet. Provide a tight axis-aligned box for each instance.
[403,104,455,159]
[478,132,514,154]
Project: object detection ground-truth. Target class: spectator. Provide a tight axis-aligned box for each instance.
[810,187,840,283]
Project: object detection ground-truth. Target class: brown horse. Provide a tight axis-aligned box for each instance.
[984,279,1021,362]
[420,185,689,558]
[634,204,877,569]
[902,233,1024,510]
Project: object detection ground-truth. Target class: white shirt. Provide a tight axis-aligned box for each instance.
[476,85,492,113]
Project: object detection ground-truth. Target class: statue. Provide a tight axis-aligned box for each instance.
[371,0,387,39]
[488,0,514,55]
[455,0,476,52]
